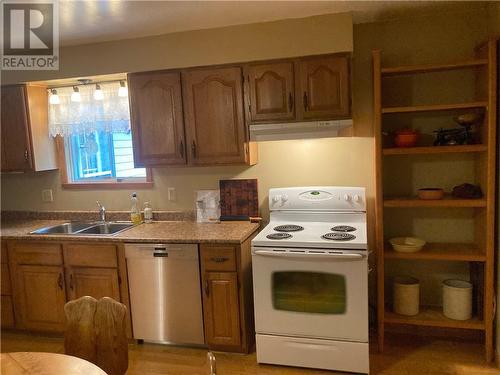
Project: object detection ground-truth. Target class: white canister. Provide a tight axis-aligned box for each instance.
[442,279,472,320]
[393,276,420,316]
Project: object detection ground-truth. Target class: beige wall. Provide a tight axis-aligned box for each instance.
[1,13,352,85]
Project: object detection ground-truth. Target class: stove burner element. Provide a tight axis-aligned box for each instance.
[267,233,292,240]
[274,224,304,232]
[322,233,356,241]
[331,225,356,232]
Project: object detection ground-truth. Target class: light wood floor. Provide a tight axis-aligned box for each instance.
[1,331,499,374]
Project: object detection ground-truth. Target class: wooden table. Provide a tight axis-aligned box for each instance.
[1,352,107,375]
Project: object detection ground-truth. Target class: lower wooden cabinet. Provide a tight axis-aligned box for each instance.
[66,267,120,301]
[200,239,255,353]
[202,271,241,347]
[6,240,130,335]
[1,295,15,328]
[14,264,66,332]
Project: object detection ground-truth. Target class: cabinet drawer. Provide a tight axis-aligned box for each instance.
[1,263,11,295]
[64,244,117,268]
[1,295,15,328]
[201,245,237,272]
[10,242,62,265]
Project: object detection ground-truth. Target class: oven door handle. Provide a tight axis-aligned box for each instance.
[253,250,365,260]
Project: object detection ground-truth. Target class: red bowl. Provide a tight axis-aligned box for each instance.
[394,130,418,147]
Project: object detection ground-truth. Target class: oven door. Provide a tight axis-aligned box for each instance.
[252,247,368,342]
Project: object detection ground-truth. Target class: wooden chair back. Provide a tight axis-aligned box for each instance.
[65,296,128,375]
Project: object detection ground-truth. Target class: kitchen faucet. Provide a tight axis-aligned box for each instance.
[96,201,106,222]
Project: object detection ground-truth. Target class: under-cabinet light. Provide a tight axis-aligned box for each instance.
[71,86,81,102]
[49,89,60,105]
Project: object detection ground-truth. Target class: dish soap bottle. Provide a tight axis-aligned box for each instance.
[144,202,153,224]
[130,193,142,225]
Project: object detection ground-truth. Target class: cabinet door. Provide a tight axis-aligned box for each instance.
[66,267,120,301]
[183,67,247,165]
[296,55,350,120]
[128,71,186,166]
[202,272,241,347]
[14,265,66,332]
[245,62,294,123]
[1,85,33,171]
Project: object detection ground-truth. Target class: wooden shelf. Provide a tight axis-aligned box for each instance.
[383,144,487,155]
[381,59,488,76]
[384,306,485,330]
[385,243,486,262]
[382,102,488,114]
[384,195,487,208]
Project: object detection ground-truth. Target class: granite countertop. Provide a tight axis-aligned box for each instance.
[0,219,260,244]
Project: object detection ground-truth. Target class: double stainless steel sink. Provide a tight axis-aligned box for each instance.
[30,221,135,236]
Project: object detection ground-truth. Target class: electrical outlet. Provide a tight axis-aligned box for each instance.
[167,187,176,201]
[41,189,53,202]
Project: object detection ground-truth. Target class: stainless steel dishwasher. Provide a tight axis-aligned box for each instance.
[125,243,205,345]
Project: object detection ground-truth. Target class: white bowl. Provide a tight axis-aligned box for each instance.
[389,237,426,253]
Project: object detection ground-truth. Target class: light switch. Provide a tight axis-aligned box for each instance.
[41,189,53,202]
[168,187,176,201]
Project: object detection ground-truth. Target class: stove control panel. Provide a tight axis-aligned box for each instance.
[269,186,366,211]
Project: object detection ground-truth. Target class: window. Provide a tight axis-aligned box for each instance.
[48,80,151,188]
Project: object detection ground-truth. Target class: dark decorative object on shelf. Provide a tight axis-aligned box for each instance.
[433,113,483,146]
[452,183,483,199]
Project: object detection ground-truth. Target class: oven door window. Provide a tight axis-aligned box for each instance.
[272,271,346,314]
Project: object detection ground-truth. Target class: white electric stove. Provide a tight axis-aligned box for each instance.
[252,186,369,374]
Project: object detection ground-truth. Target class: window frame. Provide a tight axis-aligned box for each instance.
[55,136,153,189]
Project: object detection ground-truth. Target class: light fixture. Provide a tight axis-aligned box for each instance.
[94,84,104,100]
[71,86,81,102]
[118,80,128,97]
[49,89,60,105]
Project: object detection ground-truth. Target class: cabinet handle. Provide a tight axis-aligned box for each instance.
[288,92,293,112]
[303,92,308,112]
[191,141,197,158]
[211,256,229,263]
[180,140,185,158]
[24,149,29,161]
[69,273,74,290]
[204,279,210,297]
[57,273,63,290]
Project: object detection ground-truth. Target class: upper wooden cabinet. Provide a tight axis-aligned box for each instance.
[182,67,254,166]
[296,55,350,120]
[244,54,351,124]
[128,72,186,166]
[244,62,295,123]
[1,85,57,172]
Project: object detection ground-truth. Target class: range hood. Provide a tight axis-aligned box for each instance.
[249,119,353,142]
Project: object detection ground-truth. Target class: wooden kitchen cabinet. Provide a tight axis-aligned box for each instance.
[244,62,295,123]
[14,264,66,332]
[128,71,187,166]
[1,241,14,328]
[65,267,120,301]
[202,272,241,347]
[1,85,57,172]
[200,239,255,353]
[182,67,256,166]
[7,241,131,336]
[296,54,350,120]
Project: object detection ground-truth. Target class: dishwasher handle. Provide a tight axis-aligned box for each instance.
[153,247,169,257]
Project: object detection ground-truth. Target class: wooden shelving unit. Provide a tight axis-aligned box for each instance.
[373,39,497,361]
[384,306,485,330]
[381,59,488,76]
[384,243,486,262]
[383,144,487,155]
[381,101,488,114]
[383,196,487,208]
